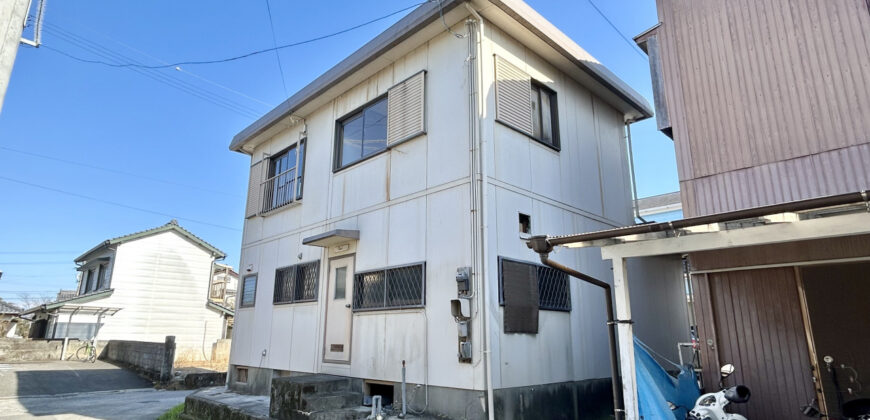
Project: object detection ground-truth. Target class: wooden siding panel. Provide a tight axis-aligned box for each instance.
[705,268,815,419]
[656,0,870,215]
[682,143,870,216]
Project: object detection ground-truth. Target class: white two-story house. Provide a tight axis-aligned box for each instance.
[227,0,690,418]
[23,220,232,362]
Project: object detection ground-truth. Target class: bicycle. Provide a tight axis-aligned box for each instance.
[74,339,97,363]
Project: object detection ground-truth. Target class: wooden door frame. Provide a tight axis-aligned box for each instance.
[322,254,356,365]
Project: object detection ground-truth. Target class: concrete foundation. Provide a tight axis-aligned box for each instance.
[227,364,274,395]
[494,378,613,420]
[226,363,611,419]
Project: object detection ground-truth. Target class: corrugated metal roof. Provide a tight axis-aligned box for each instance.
[637,191,681,211]
[75,220,226,263]
[20,288,115,315]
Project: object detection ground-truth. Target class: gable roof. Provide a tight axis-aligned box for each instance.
[230,0,652,153]
[75,220,226,263]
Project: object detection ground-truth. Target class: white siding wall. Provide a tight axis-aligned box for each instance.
[231,14,681,392]
[231,25,484,389]
[481,25,667,389]
[75,231,224,362]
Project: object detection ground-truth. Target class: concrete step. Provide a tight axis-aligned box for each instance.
[286,406,371,420]
[279,374,360,394]
[300,391,363,411]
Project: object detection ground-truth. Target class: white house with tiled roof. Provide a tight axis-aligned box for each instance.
[23,220,232,362]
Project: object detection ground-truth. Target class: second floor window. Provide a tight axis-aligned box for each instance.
[211,282,225,299]
[262,141,305,213]
[335,97,388,170]
[240,274,257,308]
[96,263,109,290]
[530,82,559,149]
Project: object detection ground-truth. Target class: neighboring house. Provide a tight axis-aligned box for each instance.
[209,263,238,339]
[22,220,231,362]
[528,2,870,419]
[210,263,238,308]
[0,298,23,337]
[227,1,689,419]
[55,290,77,302]
[636,191,681,223]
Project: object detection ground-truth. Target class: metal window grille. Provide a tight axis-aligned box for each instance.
[498,257,571,312]
[353,262,425,311]
[274,260,320,304]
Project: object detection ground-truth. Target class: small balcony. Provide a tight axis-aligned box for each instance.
[261,168,302,214]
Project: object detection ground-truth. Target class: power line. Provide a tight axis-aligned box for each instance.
[48,20,274,108]
[264,0,289,96]
[0,175,242,232]
[41,26,264,119]
[0,251,77,255]
[0,262,70,265]
[585,0,647,59]
[0,145,242,199]
[43,1,428,69]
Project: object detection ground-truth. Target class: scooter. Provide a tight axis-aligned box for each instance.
[687,364,752,420]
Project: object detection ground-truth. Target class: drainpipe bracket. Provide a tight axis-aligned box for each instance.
[606,319,634,326]
[526,235,553,254]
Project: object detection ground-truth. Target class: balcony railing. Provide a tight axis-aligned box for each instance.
[261,168,301,213]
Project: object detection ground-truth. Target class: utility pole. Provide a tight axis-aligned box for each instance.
[1,0,44,114]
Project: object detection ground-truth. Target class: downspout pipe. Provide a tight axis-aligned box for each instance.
[526,235,625,420]
[464,5,496,420]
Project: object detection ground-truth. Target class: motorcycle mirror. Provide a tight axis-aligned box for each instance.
[720,364,736,377]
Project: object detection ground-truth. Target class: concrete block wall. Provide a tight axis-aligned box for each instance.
[103,339,173,381]
[0,338,107,362]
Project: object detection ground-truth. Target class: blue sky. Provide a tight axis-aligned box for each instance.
[0,0,676,304]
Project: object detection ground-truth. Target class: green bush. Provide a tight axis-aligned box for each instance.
[157,403,184,420]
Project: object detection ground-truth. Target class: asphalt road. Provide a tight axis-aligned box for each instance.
[0,361,192,419]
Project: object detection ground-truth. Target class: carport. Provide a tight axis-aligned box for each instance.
[527,192,870,419]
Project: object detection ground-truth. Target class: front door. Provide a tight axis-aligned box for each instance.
[323,255,354,363]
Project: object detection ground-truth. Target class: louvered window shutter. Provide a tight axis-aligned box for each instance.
[387,71,426,146]
[494,55,533,136]
[245,160,264,218]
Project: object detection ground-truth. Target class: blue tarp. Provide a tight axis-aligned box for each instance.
[635,338,700,419]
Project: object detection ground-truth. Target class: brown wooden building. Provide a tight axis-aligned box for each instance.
[528,1,870,419]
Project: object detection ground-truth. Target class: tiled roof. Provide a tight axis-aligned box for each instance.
[75,220,226,262]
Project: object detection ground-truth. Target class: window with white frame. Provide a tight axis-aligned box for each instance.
[240,274,257,308]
